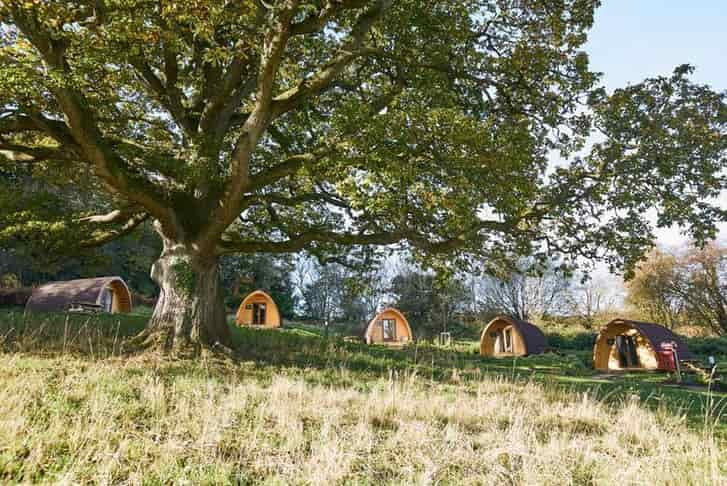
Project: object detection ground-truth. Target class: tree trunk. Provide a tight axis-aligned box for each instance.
[144,237,231,353]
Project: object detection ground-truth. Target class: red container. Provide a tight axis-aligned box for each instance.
[656,350,676,371]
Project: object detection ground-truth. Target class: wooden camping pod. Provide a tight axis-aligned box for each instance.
[363,308,413,345]
[25,276,132,314]
[480,316,548,357]
[235,290,282,328]
[593,319,692,371]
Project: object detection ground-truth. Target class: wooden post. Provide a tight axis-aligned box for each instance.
[671,342,682,384]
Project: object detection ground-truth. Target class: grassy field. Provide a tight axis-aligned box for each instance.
[0,309,725,484]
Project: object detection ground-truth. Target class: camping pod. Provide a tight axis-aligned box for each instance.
[235,290,281,328]
[480,316,548,357]
[25,276,132,314]
[363,308,413,345]
[593,319,692,371]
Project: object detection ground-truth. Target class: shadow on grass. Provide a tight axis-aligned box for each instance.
[0,308,148,357]
[230,324,727,435]
[1,309,724,435]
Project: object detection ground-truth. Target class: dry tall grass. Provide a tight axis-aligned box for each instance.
[0,353,723,485]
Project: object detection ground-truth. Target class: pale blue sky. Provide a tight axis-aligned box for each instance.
[585,1,727,248]
[587,1,726,92]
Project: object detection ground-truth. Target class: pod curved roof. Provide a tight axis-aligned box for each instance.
[235,289,281,326]
[481,315,548,355]
[362,307,413,340]
[25,276,132,313]
[597,319,693,360]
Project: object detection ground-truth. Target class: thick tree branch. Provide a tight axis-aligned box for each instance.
[197,0,300,251]
[0,142,77,163]
[130,58,196,137]
[271,1,390,119]
[217,218,512,255]
[290,0,371,36]
[0,113,80,148]
[239,190,352,212]
[219,229,407,254]
[198,59,258,146]
[199,1,391,252]
[76,206,144,224]
[9,9,177,233]
[79,212,150,248]
[246,151,324,192]
[0,114,47,133]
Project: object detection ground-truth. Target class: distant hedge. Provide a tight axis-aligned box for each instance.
[545,332,597,352]
[685,336,727,361]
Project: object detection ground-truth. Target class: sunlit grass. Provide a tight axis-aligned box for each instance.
[0,309,725,483]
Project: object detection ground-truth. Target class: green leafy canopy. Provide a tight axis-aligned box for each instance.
[0,0,725,277]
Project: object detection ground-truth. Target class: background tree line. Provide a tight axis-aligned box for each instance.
[294,242,727,338]
[626,244,727,335]
[3,231,726,338]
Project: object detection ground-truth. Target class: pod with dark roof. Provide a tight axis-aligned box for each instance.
[593,319,692,371]
[25,277,132,314]
[480,316,548,357]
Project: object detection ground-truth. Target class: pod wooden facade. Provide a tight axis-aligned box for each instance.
[593,319,692,371]
[480,316,548,357]
[235,290,282,328]
[25,276,132,313]
[363,308,413,345]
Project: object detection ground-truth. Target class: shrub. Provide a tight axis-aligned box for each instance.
[545,332,597,352]
[685,336,727,361]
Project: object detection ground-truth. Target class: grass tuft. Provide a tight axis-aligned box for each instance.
[0,310,725,483]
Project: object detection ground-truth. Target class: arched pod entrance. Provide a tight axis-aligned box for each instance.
[236,290,282,328]
[480,316,547,357]
[363,308,413,345]
[593,319,692,371]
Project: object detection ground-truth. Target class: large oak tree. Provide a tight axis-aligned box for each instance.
[1,0,725,351]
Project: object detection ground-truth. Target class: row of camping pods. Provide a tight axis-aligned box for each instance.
[22,280,692,372]
[236,290,692,371]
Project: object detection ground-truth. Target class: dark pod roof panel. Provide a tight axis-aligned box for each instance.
[25,276,131,313]
[607,319,693,360]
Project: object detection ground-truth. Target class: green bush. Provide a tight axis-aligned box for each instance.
[545,332,597,352]
[684,336,727,361]
[446,320,482,341]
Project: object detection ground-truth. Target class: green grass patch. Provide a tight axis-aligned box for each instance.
[0,309,725,483]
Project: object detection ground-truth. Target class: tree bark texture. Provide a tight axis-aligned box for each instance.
[146,235,231,352]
